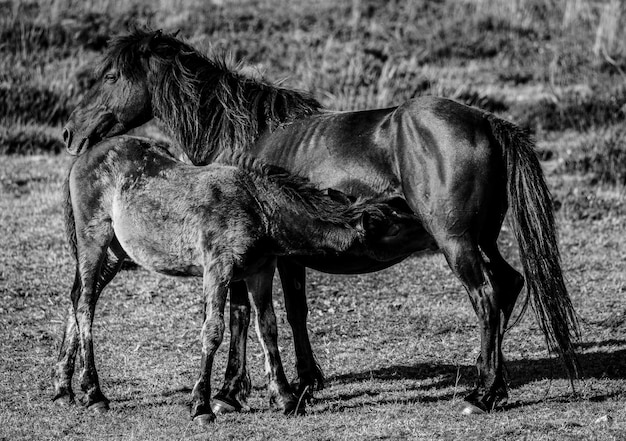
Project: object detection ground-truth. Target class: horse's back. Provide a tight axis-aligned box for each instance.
[251,96,503,238]
[251,96,499,197]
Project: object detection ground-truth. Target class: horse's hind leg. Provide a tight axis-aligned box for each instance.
[52,268,81,405]
[480,241,524,339]
[277,258,324,397]
[212,281,252,413]
[437,234,510,413]
[248,259,303,416]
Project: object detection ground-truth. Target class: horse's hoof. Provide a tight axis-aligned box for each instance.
[211,397,241,414]
[193,413,216,427]
[87,401,109,413]
[284,398,306,416]
[461,401,486,415]
[52,394,75,407]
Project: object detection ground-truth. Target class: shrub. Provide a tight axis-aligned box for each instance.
[0,84,74,126]
[560,125,626,186]
[511,87,626,133]
[0,125,64,155]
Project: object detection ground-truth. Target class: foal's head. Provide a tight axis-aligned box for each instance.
[63,29,185,155]
[360,198,428,260]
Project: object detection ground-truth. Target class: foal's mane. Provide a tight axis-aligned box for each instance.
[221,150,390,229]
[100,28,322,165]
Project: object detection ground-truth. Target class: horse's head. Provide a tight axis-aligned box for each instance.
[356,196,432,260]
[63,30,164,155]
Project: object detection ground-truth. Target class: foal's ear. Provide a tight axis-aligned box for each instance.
[357,210,375,234]
[358,209,404,239]
[139,30,162,55]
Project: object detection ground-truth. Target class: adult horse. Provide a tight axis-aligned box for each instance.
[61,29,579,414]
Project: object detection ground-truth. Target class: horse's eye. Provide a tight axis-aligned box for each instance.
[103,72,118,83]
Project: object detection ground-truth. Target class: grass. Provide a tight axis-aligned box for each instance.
[1,154,625,440]
[1,0,626,439]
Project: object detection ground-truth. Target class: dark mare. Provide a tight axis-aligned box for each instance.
[61,29,580,414]
[54,135,421,424]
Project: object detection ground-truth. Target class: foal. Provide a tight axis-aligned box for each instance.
[57,135,421,425]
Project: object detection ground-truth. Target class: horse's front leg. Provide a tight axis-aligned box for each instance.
[191,257,230,426]
[277,258,324,398]
[212,281,252,414]
[248,258,303,416]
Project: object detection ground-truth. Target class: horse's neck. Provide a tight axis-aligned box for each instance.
[152,67,318,166]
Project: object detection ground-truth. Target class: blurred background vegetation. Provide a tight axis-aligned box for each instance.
[1,0,625,185]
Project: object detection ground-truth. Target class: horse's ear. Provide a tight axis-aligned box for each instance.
[139,30,162,55]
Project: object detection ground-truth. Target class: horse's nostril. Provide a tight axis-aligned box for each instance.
[62,128,72,147]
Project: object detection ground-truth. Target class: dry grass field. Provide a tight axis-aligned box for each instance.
[1,0,626,439]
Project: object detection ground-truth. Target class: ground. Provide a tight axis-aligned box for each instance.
[1,0,626,440]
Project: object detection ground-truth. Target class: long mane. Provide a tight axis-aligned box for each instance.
[100,28,322,165]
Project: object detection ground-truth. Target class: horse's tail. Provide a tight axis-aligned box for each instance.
[487,114,580,380]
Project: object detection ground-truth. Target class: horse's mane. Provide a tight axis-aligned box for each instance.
[100,28,322,165]
[220,150,391,230]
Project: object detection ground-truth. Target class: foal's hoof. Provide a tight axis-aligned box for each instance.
[53,396,75,407]
[211,397,242,414]
[460,401,486,415]
[87,401,110,413]
[193,413,216,427]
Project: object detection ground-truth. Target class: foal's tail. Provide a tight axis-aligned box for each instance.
[487,114,581,380]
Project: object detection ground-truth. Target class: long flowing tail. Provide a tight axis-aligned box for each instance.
[487,114,581,380]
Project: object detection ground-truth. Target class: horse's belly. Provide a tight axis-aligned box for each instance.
[294,233,439,275]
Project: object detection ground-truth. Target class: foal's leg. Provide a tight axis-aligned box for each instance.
[277,258,324,396]
[212,281,252,413]
[248,259,303,416]
[52,245,125,406]
[190,257,231,426]
[438,235,509,413]
[51,268,81,405]
[74,229,120,410]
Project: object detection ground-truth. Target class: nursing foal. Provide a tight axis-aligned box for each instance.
[56,135,421,425]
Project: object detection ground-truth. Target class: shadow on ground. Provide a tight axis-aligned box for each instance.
[101,340,626,413]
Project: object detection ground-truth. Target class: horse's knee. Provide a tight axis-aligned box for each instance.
[203,319,225,352]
